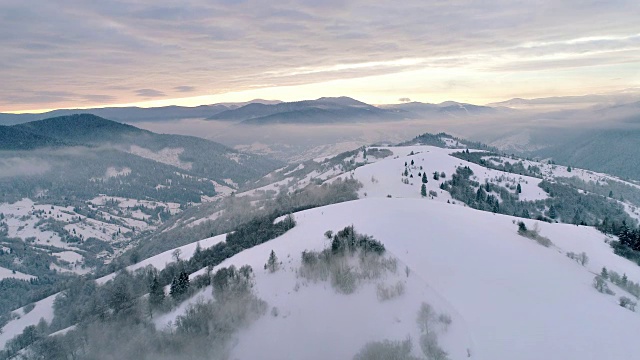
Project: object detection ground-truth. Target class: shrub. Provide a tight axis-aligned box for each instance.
[518,222,552,247]
[376,281,406,301]
[23,303,35,314]
[420,332,449,360]
[619,296,637,311]
[353,339,419,360]
[593,275,614,295]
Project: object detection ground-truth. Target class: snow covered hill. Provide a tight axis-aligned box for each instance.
[4,139,640,359]
[156,198,640,360]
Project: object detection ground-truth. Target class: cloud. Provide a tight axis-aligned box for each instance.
[1,0,639,111]
[135,89,166,98]
[0,157,51,178]
[174,86,196,93]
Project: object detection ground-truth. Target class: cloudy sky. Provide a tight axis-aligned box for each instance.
[2,0,639,112]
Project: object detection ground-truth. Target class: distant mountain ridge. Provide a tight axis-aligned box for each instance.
[0,105,231,126]
[210,96,404,124]
[0,114,282,203]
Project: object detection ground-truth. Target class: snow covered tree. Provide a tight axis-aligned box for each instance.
[265,250,279,273]
[170,271,190,299]
[567,165,572,172]
[422,173,428,184]
[411,159,415,166]
[433,171,439,180]
[601,267,609,280]
[149,276,165,308]
[516,183,522,194]
[421,184,427,197]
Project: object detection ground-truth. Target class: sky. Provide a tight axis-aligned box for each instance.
[1,0,639,113]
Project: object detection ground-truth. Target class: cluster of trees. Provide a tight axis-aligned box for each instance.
[439,164,635,231]
[607,226,640,265]
[4,265,267,360]
[451,151,542,178]
[299,226,392,294]
[353,302,452,360]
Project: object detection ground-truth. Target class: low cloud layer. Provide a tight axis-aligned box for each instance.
[0,157,51,178]
[1,1,639,111]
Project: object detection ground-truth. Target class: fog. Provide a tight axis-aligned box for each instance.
[133,102,640,162]
[0,157,51,178]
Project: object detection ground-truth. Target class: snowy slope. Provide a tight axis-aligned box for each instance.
[329,145,547,202]
[97,234,226,284]
[0,266,35,281]
[159,198,640,360]
[5,143,640,358]
[0,295,56,349]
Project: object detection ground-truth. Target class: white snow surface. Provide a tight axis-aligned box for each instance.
[0,266,35,281]
[0,295,56,349]
[160,198,640,360]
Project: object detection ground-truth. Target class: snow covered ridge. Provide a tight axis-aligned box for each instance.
[150,199,640,360]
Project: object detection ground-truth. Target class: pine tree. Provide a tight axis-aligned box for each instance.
[149,276,165,308]
[548,205,557,219]
[422,172,428,184]
[411,159,414,166]
[476,187,486,202]
[421,184,427,197]
[170,271,190,299]
[567,165,572,172]
[516,183,522,193]
[609,190,613,198]
[433,171,439,180]
[265,250,279,273]
[601,267,609,280]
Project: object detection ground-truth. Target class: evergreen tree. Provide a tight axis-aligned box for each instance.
[601,267,609,280]
[149,276,165,308]
[476,187,486,202]
[548,205,557,219]
[516,183,522,194]
[433,171,439,180]
[411,159,414,166]
[609,190,614,198]
[404,169,409,177]
[421,184,427,197]
[422,172,428,184]
[170,271,190,299]
[265,250,279,273]
[567,165,572,172]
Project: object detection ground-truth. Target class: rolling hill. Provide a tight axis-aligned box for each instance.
[3,140,640,359]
